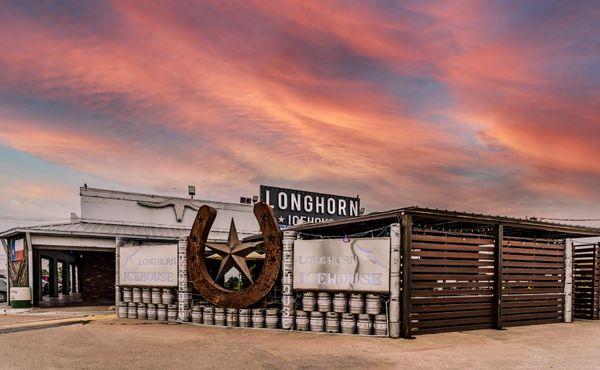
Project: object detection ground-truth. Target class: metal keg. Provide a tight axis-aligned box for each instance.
[317,292,331,313]
[226,308,239,327]
[214,307,226,326]
[162,288,175,305]
[132,287,142,303]
[146,303,157,320]
[325,312,340,333]
[302,292,316,311]
[281,313,294,330]
[333,293,347,313]
[310,311,324,332]
[157,304,167,321]
[167,304,178,322]
[374,314,387,336]
[349,294,364,314]
[239,309,251,327]
[127,302,137,319]
[357,314,372,335]
[265,309,279,329]
[151,288,162,304]
[191,306,203,324]
[137,303,147,320]
[295,311,309,331]
[341,313,356,334]
[252,309,265,328]
[365,294,381,315]
[179,308,190,322]
[203,306,215,325]
[117,303,128,318]
[142,288,152,304]
[122,287,132,303]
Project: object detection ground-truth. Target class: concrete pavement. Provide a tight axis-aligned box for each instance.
[0,315,599,369]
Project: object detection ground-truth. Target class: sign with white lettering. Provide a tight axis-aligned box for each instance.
[293,238,390,293]
[119,244,178,287]
[260,185,360,227]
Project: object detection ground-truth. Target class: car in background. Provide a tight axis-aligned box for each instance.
[0,278,7,302]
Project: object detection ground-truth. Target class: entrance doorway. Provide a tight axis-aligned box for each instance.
[33,249,114,307]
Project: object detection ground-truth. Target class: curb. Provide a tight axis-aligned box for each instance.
[0,314,115,334]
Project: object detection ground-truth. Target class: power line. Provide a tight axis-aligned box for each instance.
[539,217,600,222]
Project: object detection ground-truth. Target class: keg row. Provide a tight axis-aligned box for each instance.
[118,302,178,322]
[121,286,177,305]
[189,306,281,329]
[301,292,383,315]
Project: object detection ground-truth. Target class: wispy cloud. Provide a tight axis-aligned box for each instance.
[0,0,598,223]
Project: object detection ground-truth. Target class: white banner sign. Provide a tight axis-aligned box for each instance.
[293,237,390,293]
[119,244,178,287]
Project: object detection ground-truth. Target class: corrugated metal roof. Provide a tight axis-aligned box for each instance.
[0,221,246,241]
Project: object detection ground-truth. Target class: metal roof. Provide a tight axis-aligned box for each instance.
[0,221,245,242]
[290,206,600,239]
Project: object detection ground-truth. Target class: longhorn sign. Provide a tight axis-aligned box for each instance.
[187,202,282,308]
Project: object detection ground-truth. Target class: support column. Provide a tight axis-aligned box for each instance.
[400,213,413,339]
[1,239,10,303]
[281,230,296,330]
[178,237,191,322]
[564,240,573,323]
[50,258,58,298]
[493,224,504,329]
[389,223,401,338]
[26,232,33,304]
[115,237,124,306]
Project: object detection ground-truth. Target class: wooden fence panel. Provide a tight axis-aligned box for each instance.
[410,231,495,334]
[501,239,565,327]
[573,244,599,320]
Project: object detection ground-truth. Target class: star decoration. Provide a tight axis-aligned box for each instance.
[278,216,285,223]
[204,218,263,284]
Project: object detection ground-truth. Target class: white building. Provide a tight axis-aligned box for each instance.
[0,187,258,307]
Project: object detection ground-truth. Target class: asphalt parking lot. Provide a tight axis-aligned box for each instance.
[0,315,599,369]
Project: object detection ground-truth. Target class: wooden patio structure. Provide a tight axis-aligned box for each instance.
[291,207,600,337]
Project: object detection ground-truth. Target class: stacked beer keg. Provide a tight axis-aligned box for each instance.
[118,286,177,323]
[185,304,283,330]
[295,291,387,336]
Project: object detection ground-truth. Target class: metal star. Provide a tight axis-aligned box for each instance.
[204,218,263,284]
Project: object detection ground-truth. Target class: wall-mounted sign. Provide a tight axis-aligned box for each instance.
[260,185,360,227]
[119,244,178,287]
[293,238,390,293]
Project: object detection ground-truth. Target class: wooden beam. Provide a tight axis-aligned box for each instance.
[493,224,503,329]
[401,213,413,339]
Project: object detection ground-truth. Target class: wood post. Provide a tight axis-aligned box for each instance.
[564,240,573,323]
[400,213,413,339]
[389,223,401,338]
[493,224,503,329]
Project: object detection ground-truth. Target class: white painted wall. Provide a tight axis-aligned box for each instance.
[80,187,259,236]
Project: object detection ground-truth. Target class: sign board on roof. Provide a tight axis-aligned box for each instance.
[259,185,360,227]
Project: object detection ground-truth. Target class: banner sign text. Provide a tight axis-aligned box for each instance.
[260,185,360,227]
[293,238,390,293]
[119,244,178,287]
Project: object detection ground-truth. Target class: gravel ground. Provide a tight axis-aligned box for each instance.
[0,317,599,369]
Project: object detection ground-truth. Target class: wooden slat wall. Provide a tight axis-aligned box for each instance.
[410,231,495,334]
[573,244,599,320]
[501,238,565,327]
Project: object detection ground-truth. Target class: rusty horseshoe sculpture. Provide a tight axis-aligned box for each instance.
[187,202,282,308]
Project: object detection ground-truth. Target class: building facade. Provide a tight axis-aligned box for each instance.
[0,187,258,307]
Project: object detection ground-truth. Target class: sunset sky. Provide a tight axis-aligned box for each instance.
[0,0,599,230]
